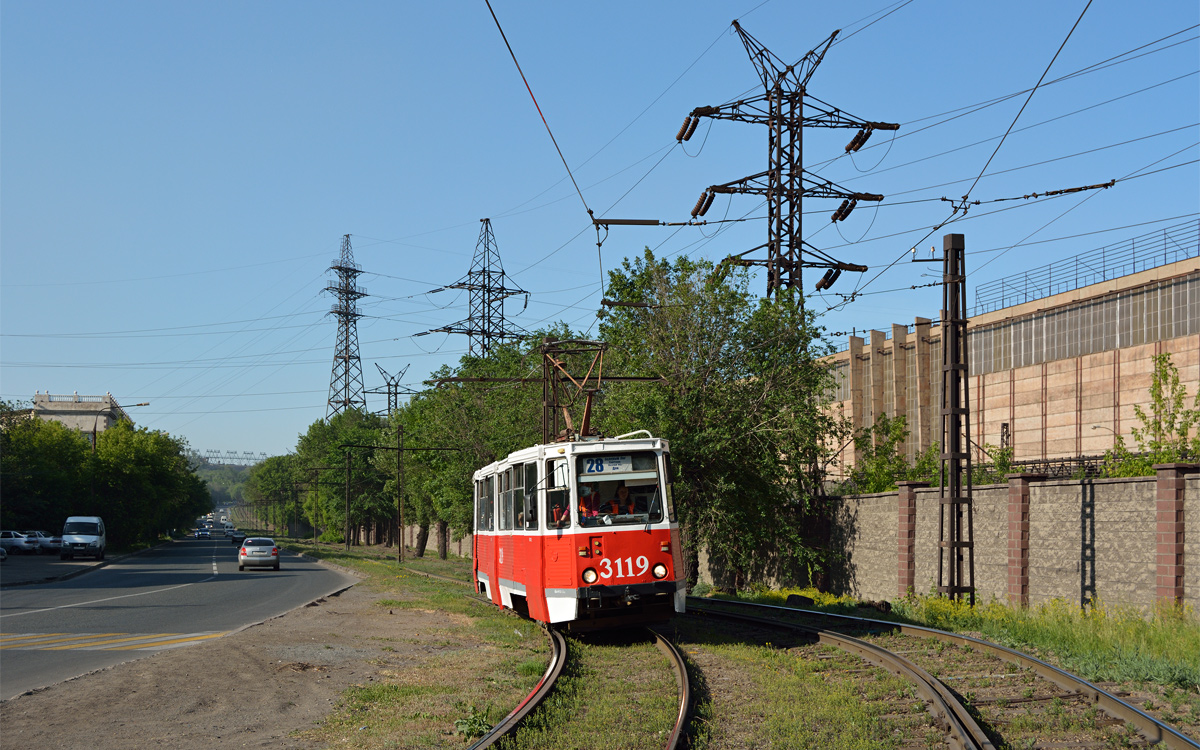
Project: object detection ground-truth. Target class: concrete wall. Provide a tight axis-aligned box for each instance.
[828,491,897,602]
[825,473,1198,611]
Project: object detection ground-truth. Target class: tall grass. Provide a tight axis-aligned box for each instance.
[891,596,1200,689]
[711,586,1199,690]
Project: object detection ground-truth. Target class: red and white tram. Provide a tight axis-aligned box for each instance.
[472,431,685,630]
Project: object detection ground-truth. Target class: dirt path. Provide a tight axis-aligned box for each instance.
[0,580,457,749]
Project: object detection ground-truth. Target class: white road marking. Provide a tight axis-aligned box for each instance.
[0,578,216,619]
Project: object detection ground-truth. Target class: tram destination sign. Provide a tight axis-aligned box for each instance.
[581,456,633,475]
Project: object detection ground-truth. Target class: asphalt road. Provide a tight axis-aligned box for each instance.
[0,538,357,699]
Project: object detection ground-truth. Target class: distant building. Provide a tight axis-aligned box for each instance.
[826,222,1198,477]
[32,392,136,446]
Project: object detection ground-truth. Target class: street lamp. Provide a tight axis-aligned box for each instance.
[92,402,149,453]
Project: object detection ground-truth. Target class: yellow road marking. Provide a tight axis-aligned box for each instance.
[0,632,71,644]
[45,633,184,650]
[0,633,124,649]
[104,632,226,650]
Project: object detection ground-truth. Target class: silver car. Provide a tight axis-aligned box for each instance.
[237,537,280,571]
[23,530,62,553]
[0,531,38,555]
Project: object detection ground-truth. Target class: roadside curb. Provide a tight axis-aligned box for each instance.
[0,540,176,589]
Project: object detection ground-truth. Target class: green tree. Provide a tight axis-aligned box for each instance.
[842,413,911,494]
[91,420,211,547]
[292,408,388,544]
[0,402,90,529]
[598,249,849,590]
[1103,353,1200,477]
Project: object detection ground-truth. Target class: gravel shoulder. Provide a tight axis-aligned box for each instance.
[0,577,459,749]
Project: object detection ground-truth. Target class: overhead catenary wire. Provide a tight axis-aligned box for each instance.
[953,0,1093,212]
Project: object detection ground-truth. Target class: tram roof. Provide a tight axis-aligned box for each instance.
[474,434,668,477]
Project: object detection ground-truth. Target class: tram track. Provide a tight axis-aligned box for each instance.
[688,597,1199,750]
[688,598,992,750]
[404,563,692,749]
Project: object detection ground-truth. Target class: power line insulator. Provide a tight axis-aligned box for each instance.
[682,116,699,141]
[691,191,709,218]
[845,128,873,153]
[814,268,841,291]
[698,191,715,216]
[676,116,693,142]
[831,199,858,222]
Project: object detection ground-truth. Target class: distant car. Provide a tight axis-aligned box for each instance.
[23,530,62,553]
[229,529,247,545]
[238,537,279,571]
[194,528,211,539]
[0,531,38,555]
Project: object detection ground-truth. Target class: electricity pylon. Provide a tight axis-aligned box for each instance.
[424,218,529,356]
[680,21,898,300]
[325,234,368,419]
[368,363,414,417]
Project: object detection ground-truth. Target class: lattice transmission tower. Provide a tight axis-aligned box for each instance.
[679,21,898,300]
[425,218,529,356]
[368,363,414,417]
[325,234,368,419]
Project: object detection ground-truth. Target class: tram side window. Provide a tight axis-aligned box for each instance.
[475,480,484,532]
[497,469,510,531]
[664,454,676,523]
[545,458,570,529]
[522,462,538,529]
[483,476,495,531]
[513,465,526,529]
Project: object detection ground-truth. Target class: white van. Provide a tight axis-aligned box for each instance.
[61,516,106,560]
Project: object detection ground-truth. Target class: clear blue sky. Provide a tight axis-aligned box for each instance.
[3,1,1197,457]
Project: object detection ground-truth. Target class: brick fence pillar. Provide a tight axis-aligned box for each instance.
[1154,463,1197,606]
[897,481,928,598]
[1006,473,1045,607]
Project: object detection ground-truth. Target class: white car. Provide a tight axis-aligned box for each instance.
[0,531,38,554]
[23,530,62,553]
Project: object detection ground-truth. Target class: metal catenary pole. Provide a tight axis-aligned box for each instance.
[937,233,976,605]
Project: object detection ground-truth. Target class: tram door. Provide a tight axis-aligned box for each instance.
[516,461,546,620]
[497,467,515,606]
[478,475,499,605]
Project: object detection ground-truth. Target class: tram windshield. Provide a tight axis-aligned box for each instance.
[575,452,664,526]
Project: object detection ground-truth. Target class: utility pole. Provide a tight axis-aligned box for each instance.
[326,234,368,419]
[344,449,353,551]
[679,21,897,301]
[340,437,460,562]
[421,219,529,356]
[935,234,975,604]
[429,338,662,445]
[397,424,404,562]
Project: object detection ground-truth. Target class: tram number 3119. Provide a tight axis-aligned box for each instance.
[600,555,649,579]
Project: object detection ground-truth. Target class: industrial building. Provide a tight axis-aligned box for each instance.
[827,221,1199,475]
[31,392,137,446]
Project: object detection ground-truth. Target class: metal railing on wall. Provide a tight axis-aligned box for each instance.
[971,219,1199,316]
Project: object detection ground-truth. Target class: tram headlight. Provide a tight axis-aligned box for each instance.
[652,563,668,580]
[582,568,598,584]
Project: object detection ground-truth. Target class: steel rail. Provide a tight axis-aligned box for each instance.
[649,628,692,750]
[689,600,992,750]
[690,597,1200,750]
[466,626,568,750]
